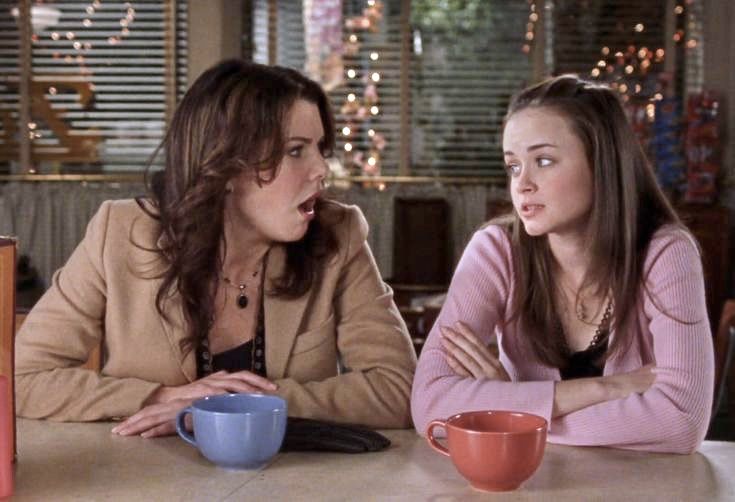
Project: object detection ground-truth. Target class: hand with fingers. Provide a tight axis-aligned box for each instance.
[111,370,278,438]
[441,321,510,381]
[605,364,656,400]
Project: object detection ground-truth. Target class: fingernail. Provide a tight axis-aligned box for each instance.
[111,426,119,433]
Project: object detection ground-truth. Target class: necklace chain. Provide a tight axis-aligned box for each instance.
[559,279,608,327]
[221,266,260,309]
[587,299,614,349]
[221,269,258,288]
[557,289,614,352]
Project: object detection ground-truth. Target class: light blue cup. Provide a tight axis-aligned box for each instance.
[176,393,287,469]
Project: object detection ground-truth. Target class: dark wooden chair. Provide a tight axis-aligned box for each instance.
[390,198,452,353]
[676,204,729,328]
[713,299,735,419]
[392,197,451,288]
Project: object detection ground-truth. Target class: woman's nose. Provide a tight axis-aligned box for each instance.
[513,166,536,193]
[313,155,329,181]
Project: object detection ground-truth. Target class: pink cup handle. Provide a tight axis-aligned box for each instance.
[426,420,450,456]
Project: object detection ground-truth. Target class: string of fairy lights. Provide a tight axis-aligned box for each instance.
[584,0,698,112]
[339,0,386,184]
[522,1,539,55]
[39,1,136,67]
[519,0,699,123]
[23,1,137,146]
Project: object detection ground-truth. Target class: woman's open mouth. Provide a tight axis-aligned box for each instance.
[520,203,544,217]
[298,196,317,216]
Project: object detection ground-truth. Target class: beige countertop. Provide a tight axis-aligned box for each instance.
[10,418,735,501]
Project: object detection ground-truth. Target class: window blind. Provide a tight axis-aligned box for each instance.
[247,1,703,179]
[250,0,531,178]
[551,1,667,78]
[409,0,531,177]
[547,0,708,102]
[0,0,21,173]
[0,0,187,173]
[252,0,306,67]
[683,0,704,96]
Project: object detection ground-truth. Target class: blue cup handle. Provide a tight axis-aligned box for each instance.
[176,407,197,447]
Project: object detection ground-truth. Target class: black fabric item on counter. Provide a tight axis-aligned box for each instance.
[560,340,607,380]
[281,417,391,453]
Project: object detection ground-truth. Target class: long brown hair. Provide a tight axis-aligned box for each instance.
[502,74,683,367]
[137,59,338,348]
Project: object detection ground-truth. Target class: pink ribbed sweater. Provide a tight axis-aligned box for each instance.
[411,224,714,454]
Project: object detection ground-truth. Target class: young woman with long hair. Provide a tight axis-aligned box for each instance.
[411,75,713,453]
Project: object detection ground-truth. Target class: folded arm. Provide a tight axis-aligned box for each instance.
[411,226,713,453]
[550,232,713,453]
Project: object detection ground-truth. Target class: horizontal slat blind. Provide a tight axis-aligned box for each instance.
[0,0,187,173]
[551,1,666,80]
[252,0,306,68]
[248,1,703,179]
[409,0,531,177]
[0,0,21,173]
[683,1,703,95]
[251,0,531,177]
[175,2,188,109]
[251,0,269,64]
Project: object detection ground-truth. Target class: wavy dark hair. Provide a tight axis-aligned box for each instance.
[136,59,338,349]
[501,74,685,368]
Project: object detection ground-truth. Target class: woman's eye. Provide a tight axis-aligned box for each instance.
[287,145,303,158]
[506,163,521,176]
[537,157,553,167]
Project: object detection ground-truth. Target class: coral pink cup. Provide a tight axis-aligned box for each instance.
[426,410,548,492]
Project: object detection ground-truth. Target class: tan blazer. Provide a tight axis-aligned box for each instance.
[15,200,416,428]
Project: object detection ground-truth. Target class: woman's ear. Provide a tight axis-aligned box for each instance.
[225,182,234,193]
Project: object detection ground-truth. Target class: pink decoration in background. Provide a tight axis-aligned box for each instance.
[371,132,386,151]
[304,0,343,91]
[364,83,378,105]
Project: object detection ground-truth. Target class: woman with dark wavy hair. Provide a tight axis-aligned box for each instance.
[16,59,416,436]
[412,75,713,453]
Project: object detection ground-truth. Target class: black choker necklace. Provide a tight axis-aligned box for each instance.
[221,269,259,309]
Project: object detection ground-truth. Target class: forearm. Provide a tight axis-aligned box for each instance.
[275,369,413,429]
[411,370,555,436]
[15,369,161,421]
[552,377,615,418]
[549,362,710,453]
[550,387,708,453]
